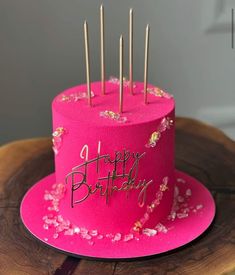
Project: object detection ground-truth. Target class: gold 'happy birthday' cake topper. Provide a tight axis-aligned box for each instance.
[65,142,153,208]
[83,4,151,112]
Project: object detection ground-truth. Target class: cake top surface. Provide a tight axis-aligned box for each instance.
[52,80,174,126]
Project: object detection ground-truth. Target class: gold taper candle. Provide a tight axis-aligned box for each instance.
[100,4,105,95]
[119,35,124,113]
[144,24,150,104]
[129,8,133,94]
[84,21,92,106]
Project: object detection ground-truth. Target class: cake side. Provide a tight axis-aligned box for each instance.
[52,80,175,235]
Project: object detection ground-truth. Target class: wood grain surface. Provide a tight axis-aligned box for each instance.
[0,118,234,275]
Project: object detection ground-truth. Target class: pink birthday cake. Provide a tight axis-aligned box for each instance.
[49,78,175,239]
[20,4,215,259]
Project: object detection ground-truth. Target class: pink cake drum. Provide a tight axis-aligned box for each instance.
[20,4,215,260]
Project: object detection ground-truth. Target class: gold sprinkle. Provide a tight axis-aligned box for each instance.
[133,221,142,232]
[150,131,160,142]
[160,183,168,192]
[147,87,164,97]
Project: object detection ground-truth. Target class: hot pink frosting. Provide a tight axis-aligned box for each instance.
[52,80,175,234]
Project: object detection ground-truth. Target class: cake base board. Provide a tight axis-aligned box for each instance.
[20,170,215,260]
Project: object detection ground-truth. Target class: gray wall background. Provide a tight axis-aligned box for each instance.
[1,0,235,144]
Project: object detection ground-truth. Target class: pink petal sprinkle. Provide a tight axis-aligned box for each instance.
[155,223,168,233]
[106,233,114,238]
[196,204,203,210]
[83,234,92,240]
[177,196,184,203]
[177,178,186,183]
[142,228,157,237]
[124,234,134,242]
[174,186,179,198]
[73,227,80,234]
[80,228,88,234]
[177,213,188,219]
[43,224,49,230]
[53,233,59,239]
[64,229,74,236]
[186,189,192,196]
[112,233,122,242]
[90,230,98,236]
